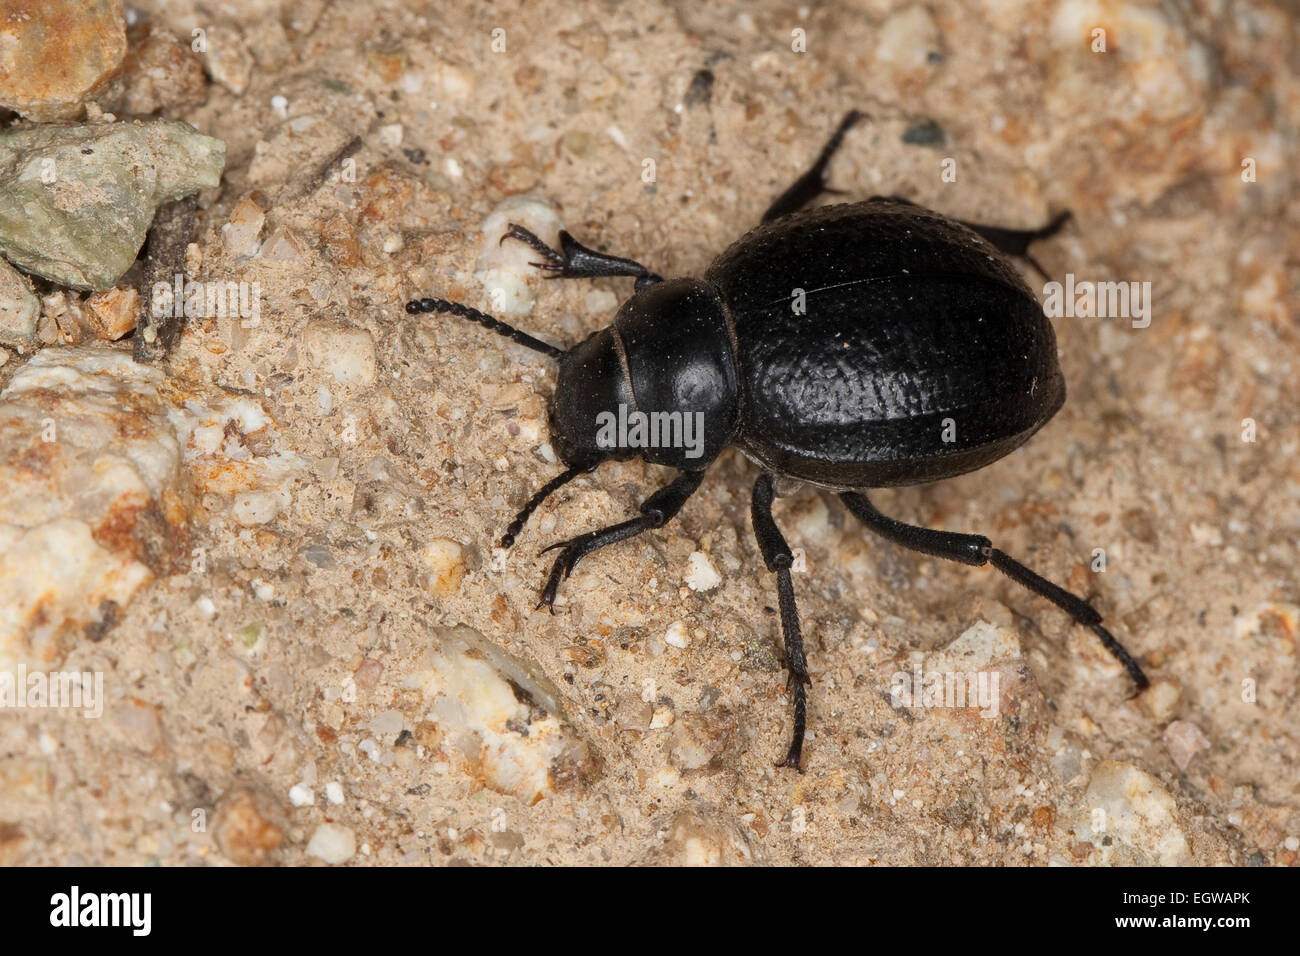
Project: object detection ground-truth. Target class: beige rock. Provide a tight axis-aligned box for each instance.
[258,227,303,263]
[0,347,299,672]
[423,539,465,597]
[0,257,39,348]
[302,319,377,386]
[85,287,139,340]
[1163,719,1211,771]
[1139,678,1182,722]
[875,5,943,75]
[643,809,755,866]
[305,823,356,864]
[119,22,207,115]
[1072,760,1192,865]
[39,291,89,344]
[221,197,266,259]
[213,787,283,866]
[200,25,253,96]
[404,624,596,802]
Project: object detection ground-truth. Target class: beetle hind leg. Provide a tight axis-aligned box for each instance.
[761,110,864,223]
[839,491,1149,691]
[953,210,1073,280]
[752,473,812,770]
[502,224,662,290]
[871,195,1071,280]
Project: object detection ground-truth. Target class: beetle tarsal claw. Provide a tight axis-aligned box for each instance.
[502,223,566,268]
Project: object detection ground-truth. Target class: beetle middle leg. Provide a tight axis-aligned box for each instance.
[535,469,704,609]
[839,491,1149,691]
[752,473,812,770]
[502,224,662,290]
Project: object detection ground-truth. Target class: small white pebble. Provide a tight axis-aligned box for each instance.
[665,621,691,649]
[326,782,345,805]
[195,597,216,620]
[684,551,722,592]
[305,823,356,864]
[585,289,618,313]
[289,784,314,807]
[270,94,288,115]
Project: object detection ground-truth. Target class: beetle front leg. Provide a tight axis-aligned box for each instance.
[840,491,1149,691]
[752,473,812,770]
[536,470,704,610]
[502,224,662,290]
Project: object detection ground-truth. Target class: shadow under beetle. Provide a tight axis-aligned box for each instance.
[407,111,1149,770]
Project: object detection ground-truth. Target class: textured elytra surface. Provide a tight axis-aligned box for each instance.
[707,201,1064,485]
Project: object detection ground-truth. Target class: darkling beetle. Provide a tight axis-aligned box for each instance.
[406,111,1149,770]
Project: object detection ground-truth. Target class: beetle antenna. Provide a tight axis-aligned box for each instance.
[500,466,584,548]
[405,296,565,359]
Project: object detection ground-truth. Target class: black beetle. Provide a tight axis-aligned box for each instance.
[407,111,1148,769]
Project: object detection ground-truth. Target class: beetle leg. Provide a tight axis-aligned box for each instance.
[752,473,811,771]
[535,470,705,611]
[761,110,864,223]
[840,491,1149,692]
[502,224,662,290]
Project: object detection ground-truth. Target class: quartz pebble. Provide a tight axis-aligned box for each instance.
[302,319,377,386]
[475,196,564,315]
[684,551,722,592]
[85,287,139,340]
[423,539,466,597]
[1072,760,1191,865]
[1163,719,1211,771]
[306,823,356,864]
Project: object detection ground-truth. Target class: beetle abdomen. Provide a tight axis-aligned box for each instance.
[706,200,1064,487]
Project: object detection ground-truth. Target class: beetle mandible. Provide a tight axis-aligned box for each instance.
[406,111,1148,770]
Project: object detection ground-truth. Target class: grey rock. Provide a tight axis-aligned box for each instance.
[0,121,225,291]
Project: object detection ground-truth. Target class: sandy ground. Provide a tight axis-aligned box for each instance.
[0,0,1296,866]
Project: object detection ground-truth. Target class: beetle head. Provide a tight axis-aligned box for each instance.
[549,327,635,471]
